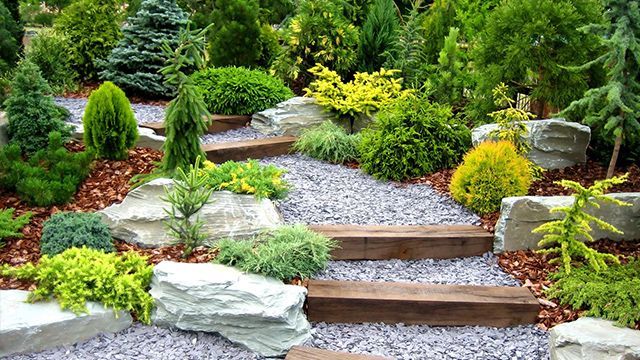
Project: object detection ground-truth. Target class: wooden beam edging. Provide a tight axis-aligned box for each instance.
[202,136,297,163]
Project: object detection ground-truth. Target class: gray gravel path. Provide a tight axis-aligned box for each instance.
[55,97,165,124]
[201,127,271,145]
[260,154,480,226]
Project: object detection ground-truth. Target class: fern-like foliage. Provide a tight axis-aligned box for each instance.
[533,174,631,273]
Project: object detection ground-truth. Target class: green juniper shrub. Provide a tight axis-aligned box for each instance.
[546,259,640,328]
[421,0,457,65]
[202,159,289,200]
[449,141,532,215]
[0,132,94,207]
[0,1,20,74]
[100,0,188,97]
[0,247,155,324]
[4,60,72,155]
[357,0,399,73]
[0,208,32,247]
[208,0,262,68]
[359,94,471,181]
[293,121,360,164]
[25,30,78,94]
[192,67,293,115]
[83,81,139,160]
[214,225,338,281]
[534,175,631,274]
[40,212,114,257]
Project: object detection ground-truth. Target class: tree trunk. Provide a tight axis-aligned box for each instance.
[607,130,623,179]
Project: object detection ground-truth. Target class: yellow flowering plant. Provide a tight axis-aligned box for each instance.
[201,160,289,200]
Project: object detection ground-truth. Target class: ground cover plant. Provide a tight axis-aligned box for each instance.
[192,66,293,115]
[83,81,139,160]
[40,212,114,257]
[0,247,155,324]
[0,208,31,247]
[359,94,470,181]
[214,225,338,281]
[293,121,360,164]
[202,159,289,200]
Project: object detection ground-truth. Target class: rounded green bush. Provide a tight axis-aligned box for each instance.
[191,66,293,115]
[449,141,533,215]
[83,81,139,160]
[40,212,114,257]
[359,95,471,181]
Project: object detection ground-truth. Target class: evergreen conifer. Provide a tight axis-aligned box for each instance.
[358,0,399,73]
[0,1,19,73]
[208,0,262,67]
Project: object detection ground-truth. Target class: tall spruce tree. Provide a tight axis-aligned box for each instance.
[208,0,262,67]
[0,1,19,73]
[358,0,399,73]
[101,0,187,97]
[560,0,640,178]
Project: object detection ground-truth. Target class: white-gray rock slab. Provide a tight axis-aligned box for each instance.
[0,111,8,147]
[70,122,165,150]
[472,118,591,169]
[494,193,640,252]
[99,178,283,248]
[150,261,311,357]
[0,290,132,357]
[252,97,339,136]
[550,317,640,360]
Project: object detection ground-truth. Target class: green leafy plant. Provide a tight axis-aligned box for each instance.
[357,0,399,73]
[0,208,31,246]
[293,121,360,164]
[214,225,338,281]
[162,157,214,257]
[208,0,262,67]
[54,0,123,80]
[0,132,94,207]
[546,259,640,328]
[24,30,77,95]
[304,64,411,132]
[0,247,154,324]
[192,67,293,115]
[40,212,114,257]
[83,81,139,160]
[202,159,289,200]
[449,140,532,215]
[533,174,631,273]
[4,60,71,155]
[359,94,471,181]
[100,0,188,97]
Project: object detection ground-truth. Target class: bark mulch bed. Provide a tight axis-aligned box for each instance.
[0,144,216,291]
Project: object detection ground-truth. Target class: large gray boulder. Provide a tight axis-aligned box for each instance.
[71,122,165,150]
[0,290,132,357]
[150,261,311,357]
[550,317,640,360]
[99,178,283,248]
[0,111,8,147]
[494,193,640,252]
[472,119,591,169]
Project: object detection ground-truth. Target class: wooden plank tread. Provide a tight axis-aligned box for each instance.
[140,115,251,136]
[286,346,392,360]
[202,136,297,163]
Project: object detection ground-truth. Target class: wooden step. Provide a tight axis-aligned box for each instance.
[309,224,493,260]
[202,136,297,163]
[140,114,252,136]
[306,280,539,327]
[286,346,392,360]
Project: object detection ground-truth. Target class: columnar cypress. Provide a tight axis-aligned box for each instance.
[101,0,187,97]
[358,0,399,73]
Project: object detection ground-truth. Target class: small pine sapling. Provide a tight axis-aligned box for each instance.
[162,157,214,257]
[533,174,631,273]
[487,83,534,155]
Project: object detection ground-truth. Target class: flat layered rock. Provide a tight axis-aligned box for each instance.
[251,97,336,136]
[150,261,311,357]
[99,178,283,248]
[0,290,132,357]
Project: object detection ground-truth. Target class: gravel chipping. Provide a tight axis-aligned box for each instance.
[55,97,165,124]
[316,252,519,286]
[260,154,480,226]
[201,127,271,145]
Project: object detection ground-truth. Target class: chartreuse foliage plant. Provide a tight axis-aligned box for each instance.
[487,83,534,156]
[533,174,631,274]
[450,141,532,215]
[0,208,31,246]
[0,132,94,207]
[83,82,139,160]
[40,212,114,257]
[359,94,471,181]
[0,247,154,324]
[214,225,338,281]
[191,67,293,115]
[201,159,289,200]
[162,157,213,257]
[305,64,411,132]
[293,121,360,164]
[547,258,640,328]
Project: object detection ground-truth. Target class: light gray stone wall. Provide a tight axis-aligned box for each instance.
[494,193,640,252]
